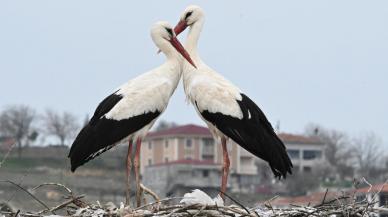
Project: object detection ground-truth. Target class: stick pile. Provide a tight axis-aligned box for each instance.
[1,181,388,217]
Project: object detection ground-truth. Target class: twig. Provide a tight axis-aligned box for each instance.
[140,183,160,203]
[362,177,373,193]
[37,195,84,215]
[219,190,253,216]
[192,204,207,217]
[0,142,16,169]
[6,171,31,204]
[0,180,53,214]
[134,197,186,211]
[13,210,20,217]
[32,183,73,196]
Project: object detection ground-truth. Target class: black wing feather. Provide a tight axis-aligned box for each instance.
[68,92,161,172]
[199,94,293,179]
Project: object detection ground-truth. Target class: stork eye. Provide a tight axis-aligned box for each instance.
[185,11,193,20]
[165,27,173,36]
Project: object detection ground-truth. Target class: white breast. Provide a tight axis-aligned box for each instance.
[105,65,180,121]
[183,66,243,119]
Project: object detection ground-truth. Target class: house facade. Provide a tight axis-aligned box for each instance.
[279,133,326,173]
[141,124,258,176]
[141,124,325,196]
[141,124,325,176]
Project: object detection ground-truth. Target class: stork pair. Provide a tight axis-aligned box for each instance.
[69,5,293,207]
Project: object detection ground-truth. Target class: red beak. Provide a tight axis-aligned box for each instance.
[169,36,197,69]
[174,19,189,36]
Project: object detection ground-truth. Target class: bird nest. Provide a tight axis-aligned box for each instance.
[1,181,388,217]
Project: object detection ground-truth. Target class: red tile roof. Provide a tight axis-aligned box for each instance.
[147,124,212,138]
[150,159,219,167]
[147,124,322,144]
[263,183,388,207]
[355,183,388,193]
[278,133,322,144]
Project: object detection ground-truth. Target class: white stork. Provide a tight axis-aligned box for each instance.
[174,5,293,198]
[68,21,196,206]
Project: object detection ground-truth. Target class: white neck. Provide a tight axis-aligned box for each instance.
[152,36,181,62]
[185,18,205,59]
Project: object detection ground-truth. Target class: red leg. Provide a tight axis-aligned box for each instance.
[133,138,142,207]
[125,139,133,206]
[220,137,230,199]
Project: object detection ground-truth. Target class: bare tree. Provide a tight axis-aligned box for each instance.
[0,105,36,158]
[43,109,79,146]
[305,123,354,179]
[352,132,384,180]
[285,169,321,196]
[255,160,273,185]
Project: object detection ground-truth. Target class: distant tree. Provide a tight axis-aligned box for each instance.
[352,132,385,180]
[285,161,334,195]
[155,120,177,131]
[285,170,321,196]
[255,160,273,185]
[43,109,79,146]
[0,105,36,158]
[305,123,354,179]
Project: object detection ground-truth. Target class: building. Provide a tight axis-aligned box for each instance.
[278,133,325,173]
[141,124,258,176]
[142,124,325,175]
[143,159,222,197]
[354,183,388,217]
[141,124,326,196]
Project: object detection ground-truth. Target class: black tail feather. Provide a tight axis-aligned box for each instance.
[200,93,293,179]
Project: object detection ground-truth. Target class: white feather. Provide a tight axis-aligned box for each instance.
[180,189,224,206]
[104,63,181,121]
[180,6,249,141]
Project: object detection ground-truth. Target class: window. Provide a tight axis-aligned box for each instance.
[148,159,152,165]
[203,170,209,177]
[148,142,152,149]
[303,150,322,160]
[202,138,214,161]
[184,139,194,159]
[303,166,312,173]
[203,138,214,146]
[165,157,169,163]
[202,155,214,161]
[165,140,169,148]
[186,139,192,148]
[380,193,388,206]
[287,149,300,159]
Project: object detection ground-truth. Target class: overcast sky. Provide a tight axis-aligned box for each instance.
[0,1,387,146]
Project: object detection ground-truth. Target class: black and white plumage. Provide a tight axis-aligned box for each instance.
[199,94,292,178]
[68,21,196,206]
[68,91,161,171]
[174,5,293,194]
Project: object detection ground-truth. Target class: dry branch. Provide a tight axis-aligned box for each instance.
[1,181,388,217]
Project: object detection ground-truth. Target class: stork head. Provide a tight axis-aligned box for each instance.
[151,21,196,68]
[175,5,205,36]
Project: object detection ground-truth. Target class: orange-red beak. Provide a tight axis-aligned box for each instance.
[174,19,189,36]
[169,36,196,69]
[157,20,190,54]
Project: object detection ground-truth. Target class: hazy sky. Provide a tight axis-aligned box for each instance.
[0,1,387,146]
